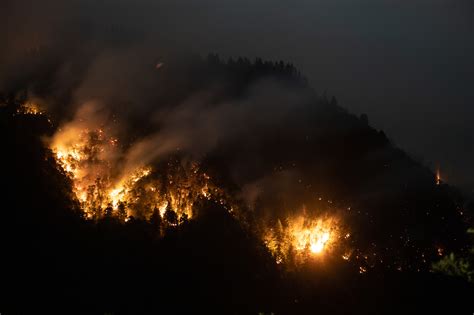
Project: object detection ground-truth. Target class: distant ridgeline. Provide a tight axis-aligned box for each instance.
[0,55,472,310]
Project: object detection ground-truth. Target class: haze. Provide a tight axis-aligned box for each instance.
[2,0,473,190]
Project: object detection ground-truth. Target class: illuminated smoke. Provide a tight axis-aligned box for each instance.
[50,102,222,222]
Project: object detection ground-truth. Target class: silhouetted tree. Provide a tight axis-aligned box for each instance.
[179,212,189,225]
[117,202,127,221]
[150,206,162,230]
[164,206,178,226]
[104,204,113,217]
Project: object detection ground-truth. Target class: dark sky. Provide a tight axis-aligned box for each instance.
[2,0,473,190]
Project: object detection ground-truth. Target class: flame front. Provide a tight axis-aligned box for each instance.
[264,214,343,265]
[51,116,218,223]
[292,219,333,254]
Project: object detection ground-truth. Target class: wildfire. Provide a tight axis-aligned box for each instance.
[107,166,152,209]
[264,213,344,265]
[293,220,333,255]
[16,102,44,115]
[51,115,220,223]
[436,168,441,185]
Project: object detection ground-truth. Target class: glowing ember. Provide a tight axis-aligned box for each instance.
[16,102,44,115]
[342,253,350,260]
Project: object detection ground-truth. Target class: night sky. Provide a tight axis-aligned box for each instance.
[2,0,473,190]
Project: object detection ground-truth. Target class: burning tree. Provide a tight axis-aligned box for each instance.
[50,104,229,227]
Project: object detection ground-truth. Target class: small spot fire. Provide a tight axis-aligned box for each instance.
[15,102,45,116]
[436,168,442,185]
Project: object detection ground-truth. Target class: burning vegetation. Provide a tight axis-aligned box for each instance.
[50,116,224,224]
[15,102,45,116]
[263,213,343,265]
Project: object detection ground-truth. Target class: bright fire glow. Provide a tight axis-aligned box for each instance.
[436,169,441,185]
[264,214,343,265]
[309,232,330,253]
[16,102,44,115]
[291,217,337,255]
[51,116,219,223]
